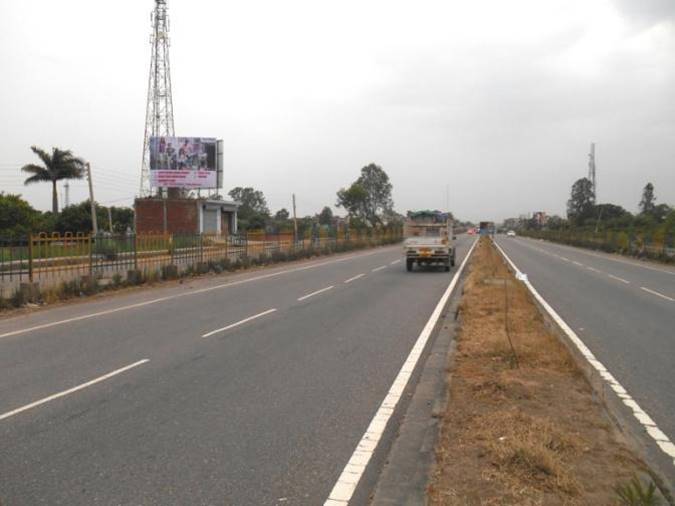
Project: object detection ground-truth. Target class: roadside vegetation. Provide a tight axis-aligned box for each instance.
[0,230,401,313]
[504,180,675,263]
[2,154,411,313]
[428,238,664,505]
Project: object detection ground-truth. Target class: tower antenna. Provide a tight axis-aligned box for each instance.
[139,0,175,196]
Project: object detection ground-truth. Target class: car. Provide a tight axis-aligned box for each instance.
[507,230,516,237]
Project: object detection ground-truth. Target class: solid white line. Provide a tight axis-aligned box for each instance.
[201,309,278,338]
[608,274,630,284]
[586,266,601,273]
[640,287,675,302]
[560,256,570,262]
[389,259,401,265]
[324,238,479,505]
[297,286,334,301]
[371,265,387,272]
[0,247,393,341]
[572,261,583,266]
[344,274,365,284]
[0,359,149,422]
[492,240,675,467]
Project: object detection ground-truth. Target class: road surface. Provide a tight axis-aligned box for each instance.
[495,236,675,477]
[0,237,473,505]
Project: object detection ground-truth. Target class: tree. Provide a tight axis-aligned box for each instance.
[336,163,394,227]
[639,183,656,215]
[274,208,290,220]
[0,193,42,238]
[567,177,595,225]
[318,206,333,225]
[110,206,135,233]
[55,200,108,234]
[228,187,270,230]
[21,146,85,214]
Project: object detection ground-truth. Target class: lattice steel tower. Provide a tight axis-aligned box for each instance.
[139,0,175,196]
[588,142,597,201]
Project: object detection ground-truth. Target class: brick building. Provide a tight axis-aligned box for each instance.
[135,198,239,235]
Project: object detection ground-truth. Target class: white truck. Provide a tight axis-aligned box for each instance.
[404,211,456,272]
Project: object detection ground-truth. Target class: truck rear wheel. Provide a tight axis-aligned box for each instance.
[406,259,414,272]
[444,262,450,272]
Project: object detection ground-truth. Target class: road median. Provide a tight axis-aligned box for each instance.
[428,237,668,504]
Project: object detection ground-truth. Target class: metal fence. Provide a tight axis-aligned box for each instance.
[0,227,403,297]
[521,229,675,263]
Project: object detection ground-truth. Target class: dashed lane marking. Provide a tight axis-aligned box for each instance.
[344,274,365,284]
[201,309,278,338]
[608,274,630,284]
[297,286,334,302]
[0,359,149,421]
[640,287,675,302]
[0,248,391,341]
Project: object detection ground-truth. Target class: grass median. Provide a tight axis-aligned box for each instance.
[428,237,663,505]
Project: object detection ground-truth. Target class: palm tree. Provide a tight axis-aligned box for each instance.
[21,146,85,214]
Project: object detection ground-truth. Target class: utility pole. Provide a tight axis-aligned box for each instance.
[86,162,98,235]
[292,193,298,242]
[108,207,114,233]
[588,142,597,201]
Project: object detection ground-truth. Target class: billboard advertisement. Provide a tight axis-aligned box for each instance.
[149,136,218,189]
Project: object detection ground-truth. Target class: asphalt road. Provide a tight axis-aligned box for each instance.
[0,236,473,505]
[495,236,675,471]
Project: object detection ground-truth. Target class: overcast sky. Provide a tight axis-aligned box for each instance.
[1,0,673,221]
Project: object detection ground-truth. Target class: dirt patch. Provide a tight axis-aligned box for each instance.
[428,237,653,505]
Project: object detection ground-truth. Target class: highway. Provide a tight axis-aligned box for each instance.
[495,236,675,474]
[0,236,473,505]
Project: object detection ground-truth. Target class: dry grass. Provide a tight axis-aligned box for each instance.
[428,237,649,505]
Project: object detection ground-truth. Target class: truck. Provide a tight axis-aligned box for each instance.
[404,211,456,272]
[479,221,495,236]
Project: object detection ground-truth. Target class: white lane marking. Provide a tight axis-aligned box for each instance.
[0,247,393,341]
[572,261,583,267]
[0,359,149,422]
[586,266,601,273]
[201,309,278,338]
[608,274,630,284]
[324,238,479,505]
[493,240,675,467]
[640,287,675,302]
[371,265,387,272]
[560,256,570,262]
[389,259,401,265]
[523,237,675,276]
[298,286,334,301]
[344,274,365,284]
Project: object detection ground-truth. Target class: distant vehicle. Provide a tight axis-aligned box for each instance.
[479,221,495,236]
[467,228,476,235]
[507,230,516,237]
[404,211,456,272]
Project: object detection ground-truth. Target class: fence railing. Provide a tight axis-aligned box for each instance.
[0,227,403,297]
[520,229,675,263]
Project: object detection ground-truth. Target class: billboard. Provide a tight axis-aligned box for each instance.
[149,136,219,189]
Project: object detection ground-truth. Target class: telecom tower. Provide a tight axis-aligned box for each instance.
[588,142,597,201]
[139,0,175,196]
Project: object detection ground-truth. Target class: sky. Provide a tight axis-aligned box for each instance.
[0,0,673,222]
